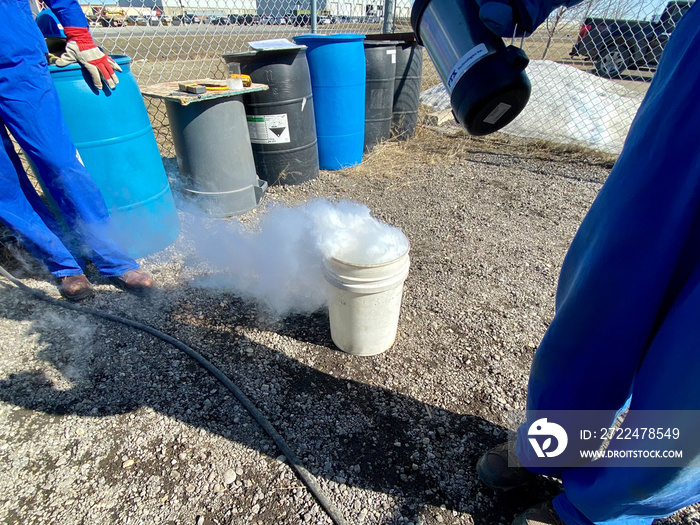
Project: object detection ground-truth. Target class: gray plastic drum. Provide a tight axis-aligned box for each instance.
[166,96,266,217]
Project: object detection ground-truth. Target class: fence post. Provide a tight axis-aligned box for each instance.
[382,0,395,33]
[311,0,318,32]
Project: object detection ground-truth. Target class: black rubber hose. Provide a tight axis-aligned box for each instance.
[0,265,349,525]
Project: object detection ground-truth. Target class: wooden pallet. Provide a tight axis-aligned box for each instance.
[141,78,268,106]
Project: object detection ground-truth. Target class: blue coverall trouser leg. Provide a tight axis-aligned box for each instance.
[0,2,138,278]
[513,4,700,524]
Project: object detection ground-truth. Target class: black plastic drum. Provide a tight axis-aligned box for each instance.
[224,48,319,185]
[392,42,423,140]
[364,41,398,152]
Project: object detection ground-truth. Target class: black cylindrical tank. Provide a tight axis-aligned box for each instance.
[364,41,398,152]
[392,42,423,140]
[223,48,319,185]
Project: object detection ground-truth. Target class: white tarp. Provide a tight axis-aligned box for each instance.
[420,60,648,155]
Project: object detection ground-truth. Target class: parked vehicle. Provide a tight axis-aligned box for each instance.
[293,13,310,26]
[172,13,201,25]
[211,15,231,25]
[229,14,258,25]
[144,15,162,26]
[124,15,148,26]
[569,0,693,78]
[88,6,126,27]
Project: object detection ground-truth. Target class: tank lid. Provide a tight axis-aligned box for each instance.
[364,32,416,43]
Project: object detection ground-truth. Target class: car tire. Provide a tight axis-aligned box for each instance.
[595,45,630,79]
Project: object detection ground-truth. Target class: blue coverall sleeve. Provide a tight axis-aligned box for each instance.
[517,0,700,432]
[43,0,88,28]
[526,27,700,414]
[517,0,583,31]
[514,17,700,524]
[476,0,584,37]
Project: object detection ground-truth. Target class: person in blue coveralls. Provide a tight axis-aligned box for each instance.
[472,0,700,524]
[0,0,154,301]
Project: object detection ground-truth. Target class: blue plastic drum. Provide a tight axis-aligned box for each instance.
[293,34,365,170]
[48,55,180,259]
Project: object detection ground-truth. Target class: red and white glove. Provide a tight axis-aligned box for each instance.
[55,26,122,90]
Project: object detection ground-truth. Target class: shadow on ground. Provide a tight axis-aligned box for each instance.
[0,276,562,524]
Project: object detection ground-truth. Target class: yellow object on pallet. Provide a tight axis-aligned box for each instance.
[141,78,268,107]
[228,74,252,87]
[177,82,231,94]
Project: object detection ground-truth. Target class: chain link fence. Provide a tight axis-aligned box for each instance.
[494,0,689,153]
[85,0,690,155]
[87,4,391,156]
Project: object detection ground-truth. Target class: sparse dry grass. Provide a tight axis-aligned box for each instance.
[343,117,617,182]
[462,131,619,168]
[343,125,473,180]
[515,137,619,167]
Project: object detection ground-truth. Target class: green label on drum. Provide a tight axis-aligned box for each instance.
[246,114,291,144]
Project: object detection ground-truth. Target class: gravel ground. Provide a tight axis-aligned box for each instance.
[0,129,697,525]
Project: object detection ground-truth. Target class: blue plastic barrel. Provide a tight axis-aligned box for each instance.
[48,56,180,259]
[293,34,365,170]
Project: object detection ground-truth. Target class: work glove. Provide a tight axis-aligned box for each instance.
[474,0,583,37]
[55,26,121,90]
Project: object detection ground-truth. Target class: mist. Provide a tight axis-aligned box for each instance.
[182,198,409,316]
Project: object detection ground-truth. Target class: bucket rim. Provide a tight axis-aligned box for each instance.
[325,244,410,268]
[324,265,409,293]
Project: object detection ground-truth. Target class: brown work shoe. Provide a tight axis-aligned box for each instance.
[109,269,154,295]
[477,441,537,491]
[58,274,93,302]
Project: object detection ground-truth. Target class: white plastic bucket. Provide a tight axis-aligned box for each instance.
[323,249,410,356]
